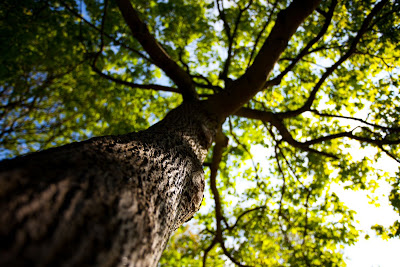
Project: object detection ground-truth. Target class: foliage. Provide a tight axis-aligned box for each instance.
[1,0,399,266]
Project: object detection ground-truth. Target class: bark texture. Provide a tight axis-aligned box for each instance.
[0,103,218,267]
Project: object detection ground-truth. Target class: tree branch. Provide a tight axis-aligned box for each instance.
[310,109,400,132]
[226,206,266,231]
[235,107,338,158]
[274,144,288,218]
[210,129,229,244]
[91,66,180,93]
[247,0,278,69]
[228,117,259,178]
[265,0,337,88]
[116,0,197,101]
[236,107,400,160]
[378,145,400,164]
[207,0,322,119]
[192,77,223,93]
[220,241,251,267]
[220,0,254,82]
[92,0,108,67]
[302,127,400,147]
[301,189,312,247]
[202,237,217,267]
[60,1,153,63]
[266,122,307,187]
[277,0,389,118]
[87,1,179,94]
[216,0,231,40]
[209,129,250,266]
[192,74,222,91]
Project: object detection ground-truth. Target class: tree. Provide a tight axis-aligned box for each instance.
[0,0,399,266]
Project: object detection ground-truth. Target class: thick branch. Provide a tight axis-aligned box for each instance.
[210,130,228,243]
[116,0,197,101]
[89,3,179,95]
[265,0,337,88]
[236,107,400,158]
[208,0,322,119]
[209,130,248,266]
[277,0,389,118]
[236,107,337,158]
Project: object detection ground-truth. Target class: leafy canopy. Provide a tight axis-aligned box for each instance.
[1,0,399,266]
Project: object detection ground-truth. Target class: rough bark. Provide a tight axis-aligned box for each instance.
[0,103,218,267]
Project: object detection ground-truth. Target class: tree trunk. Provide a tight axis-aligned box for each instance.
[0,103,218,267]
